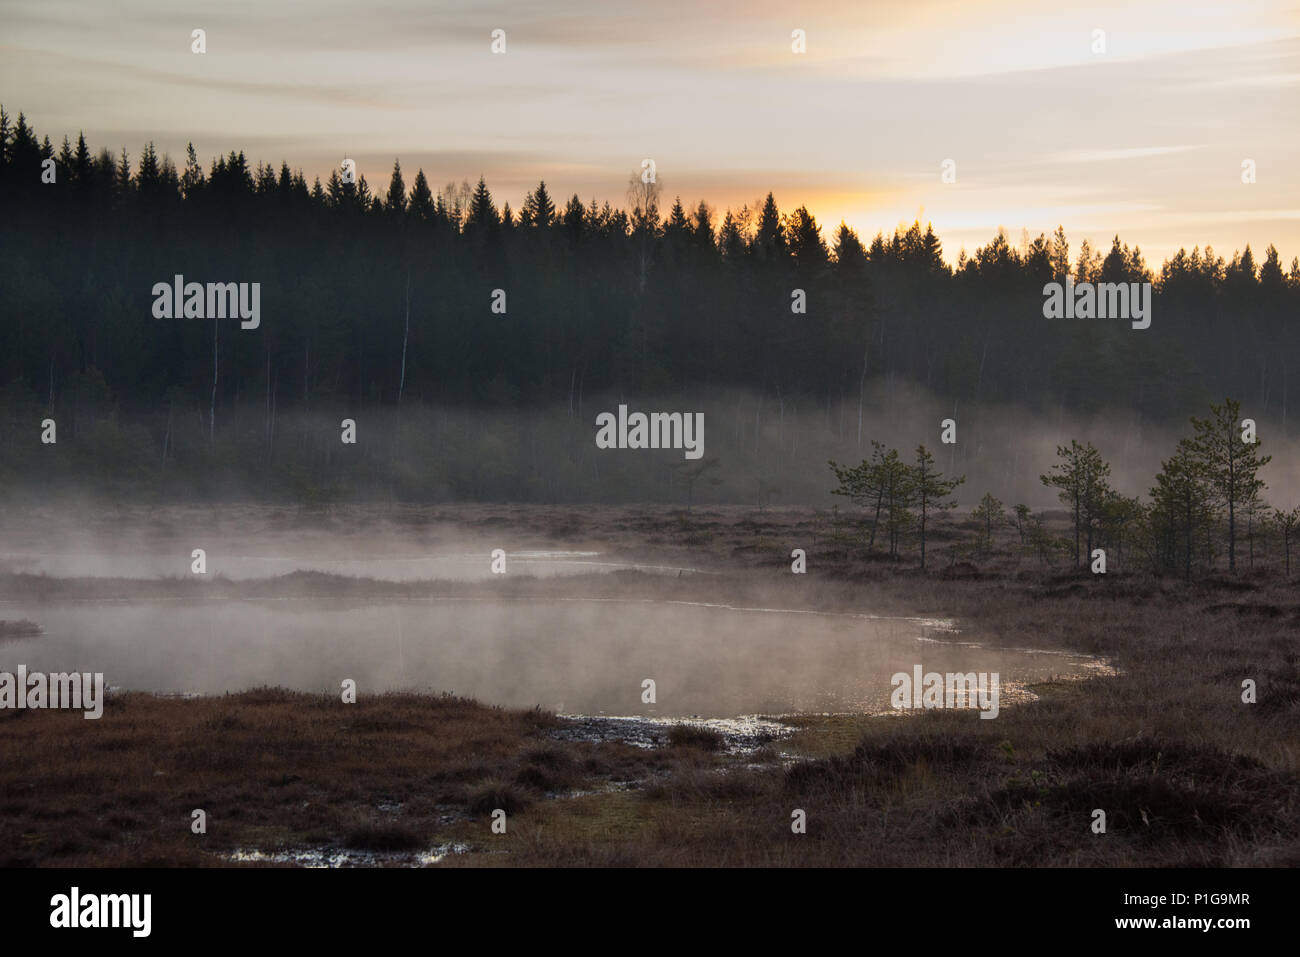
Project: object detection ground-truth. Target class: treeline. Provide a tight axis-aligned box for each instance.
[2,108,1299,502]
[832,398,1295,579]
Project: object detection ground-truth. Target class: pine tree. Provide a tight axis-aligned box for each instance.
[1075,238,1100,283]
[1259,244,1285,288]
[912,445,963,569]
[833,222,866,268]
[830,440,894,552]
[1024,233,1053,281]
[1273,506,1299,577]
[1126,244,1149,280]
[1050,225,1070,280]
[1187,397,1271,572]
[1100,235,1128,281]
[785,206,827,267]
[971,493,1005,553]
[1012,504,1031,546]
[1041,440,1113,566]
[1150,440,1213,580]
[1231,245,1257,281]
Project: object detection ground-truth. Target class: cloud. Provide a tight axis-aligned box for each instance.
[1046,146,1204,164]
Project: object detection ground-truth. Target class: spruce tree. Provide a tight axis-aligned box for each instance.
[407,169,434,221]
[385,159,406,214]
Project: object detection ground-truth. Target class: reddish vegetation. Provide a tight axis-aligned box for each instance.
[1,505,1297,866]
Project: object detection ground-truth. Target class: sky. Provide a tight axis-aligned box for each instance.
[2,0,1298,267]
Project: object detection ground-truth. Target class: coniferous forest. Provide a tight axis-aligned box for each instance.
[5,0,1300,895]
[1,107,1297,503]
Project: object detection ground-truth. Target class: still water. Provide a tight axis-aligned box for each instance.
[0,597,1105,717]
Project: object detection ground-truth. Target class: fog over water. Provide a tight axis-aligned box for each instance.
[0,596,1102,717]
[0,502,1113,718]
[0,551,693,581]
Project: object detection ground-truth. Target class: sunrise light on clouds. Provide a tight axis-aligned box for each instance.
[3,0,1297,264]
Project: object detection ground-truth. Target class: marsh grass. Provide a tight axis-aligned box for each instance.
[2,505,1297,866]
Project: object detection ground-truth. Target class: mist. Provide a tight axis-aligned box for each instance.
[5,379,1295,512]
